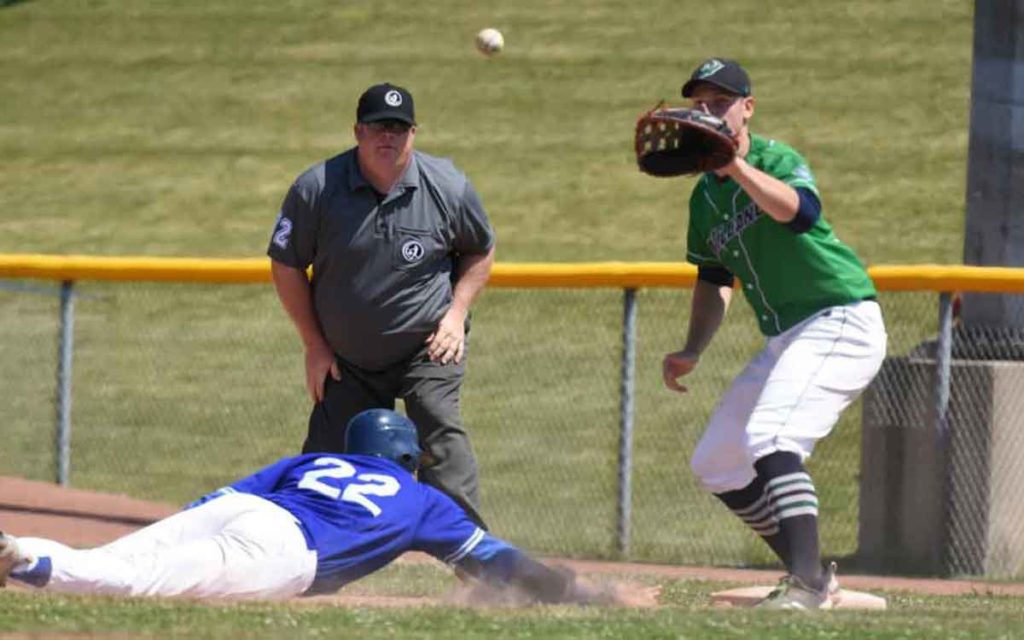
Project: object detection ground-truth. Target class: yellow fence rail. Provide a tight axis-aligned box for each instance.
[5,254,1024,291]
[4,253,1024,573]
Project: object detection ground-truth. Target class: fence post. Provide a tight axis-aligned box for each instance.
[935,291,954,570]
[55,280,75,486]
[617,287,638,556]
[935,293,953,443]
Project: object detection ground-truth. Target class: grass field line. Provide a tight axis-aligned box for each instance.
[392,552,1024,599]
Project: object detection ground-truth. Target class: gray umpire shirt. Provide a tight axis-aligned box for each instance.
[267,148,495,372]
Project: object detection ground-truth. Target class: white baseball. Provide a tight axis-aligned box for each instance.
[475,28,504,56]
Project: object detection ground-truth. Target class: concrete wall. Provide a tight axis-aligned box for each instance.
[859,356,1024,578]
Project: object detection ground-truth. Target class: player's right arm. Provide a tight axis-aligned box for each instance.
[267,178,339,403]
[461,535,664,606]
[410,491,568,601]
[411,488,656,605]
[456,535,611,604]
[662,278,733,393]
[664,185,736,394]
[682,275,733,356]
[270,261,339,403]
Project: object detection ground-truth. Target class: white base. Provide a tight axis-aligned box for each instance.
[710,585,887,610]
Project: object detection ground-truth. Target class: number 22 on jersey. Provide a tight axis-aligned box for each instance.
[298,457,400,517]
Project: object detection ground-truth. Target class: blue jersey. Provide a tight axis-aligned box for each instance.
[212,454,485,594]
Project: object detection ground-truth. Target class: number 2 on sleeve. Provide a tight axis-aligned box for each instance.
[272,213,293,250]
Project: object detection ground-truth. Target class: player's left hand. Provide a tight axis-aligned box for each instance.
[426,308,466,365]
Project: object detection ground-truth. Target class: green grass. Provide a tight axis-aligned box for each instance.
[1,564,1023,639]
[0,0,976,570]
[0,0,969,263]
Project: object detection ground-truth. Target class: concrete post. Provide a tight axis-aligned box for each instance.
[961,1,1024,326]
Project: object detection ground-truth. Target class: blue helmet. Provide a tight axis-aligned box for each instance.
[344,409,422,472]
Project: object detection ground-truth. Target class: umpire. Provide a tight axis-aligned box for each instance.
[267,82,496,526]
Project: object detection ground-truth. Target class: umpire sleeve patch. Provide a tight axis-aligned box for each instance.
[272,212,293,250]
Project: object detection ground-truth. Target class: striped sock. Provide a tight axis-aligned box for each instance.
[715,476,789,568]
[733,486,780,537]
[765,471,819,521]
[756,452,824,589]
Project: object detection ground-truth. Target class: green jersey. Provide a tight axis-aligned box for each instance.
[685,133,876,336]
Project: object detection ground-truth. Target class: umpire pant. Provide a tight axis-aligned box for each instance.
[302,343,486,529]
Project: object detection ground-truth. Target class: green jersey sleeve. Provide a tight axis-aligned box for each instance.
[762,143,819,197]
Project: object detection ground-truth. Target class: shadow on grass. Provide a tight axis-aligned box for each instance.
[1,0,30,7]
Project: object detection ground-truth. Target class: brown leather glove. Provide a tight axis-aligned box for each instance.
[635,104,737,176]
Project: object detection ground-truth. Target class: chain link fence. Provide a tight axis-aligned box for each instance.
[860,291,1024,579]
[2,274,1021,578]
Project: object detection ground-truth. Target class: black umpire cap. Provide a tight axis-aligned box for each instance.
[357,83,416,126]
[681,58,752,98]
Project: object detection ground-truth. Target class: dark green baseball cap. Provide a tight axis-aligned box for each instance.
[682,58,751,98]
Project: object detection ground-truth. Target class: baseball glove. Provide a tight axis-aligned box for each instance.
[635,104,737,177]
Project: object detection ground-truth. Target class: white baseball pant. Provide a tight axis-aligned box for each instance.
[16,493,317,601]
[690,299,887,493]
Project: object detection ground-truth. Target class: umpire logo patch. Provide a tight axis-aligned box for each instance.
[385,90,403,107]
[401,239,425,263]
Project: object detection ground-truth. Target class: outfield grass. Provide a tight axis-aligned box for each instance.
[0,0,974,568]
[0,0,969,262]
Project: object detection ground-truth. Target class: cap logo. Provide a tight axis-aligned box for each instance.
[697,59,725,79]
[401,239,425,263]
[384,90,403,107]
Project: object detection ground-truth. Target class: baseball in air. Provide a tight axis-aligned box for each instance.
[475,28,504,56]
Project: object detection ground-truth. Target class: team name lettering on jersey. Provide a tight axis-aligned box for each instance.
[707,201,760,256]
